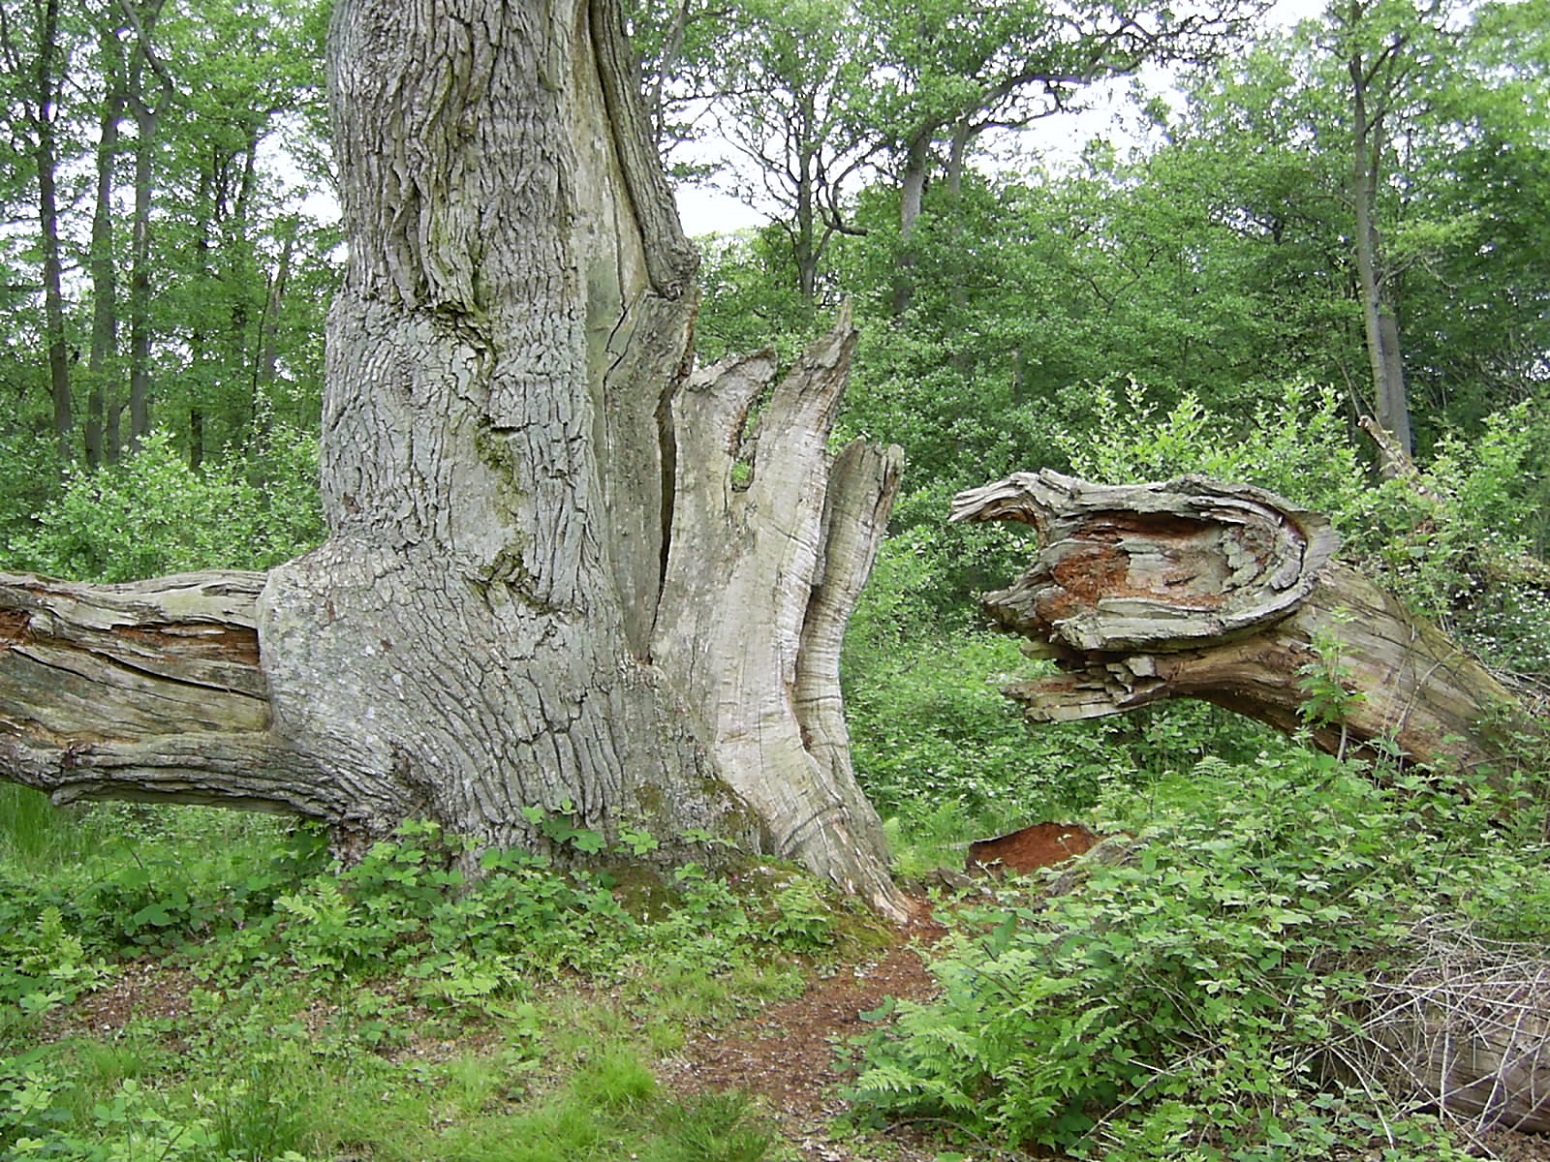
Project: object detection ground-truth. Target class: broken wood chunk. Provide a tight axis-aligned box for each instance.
[952,470,1543,783]
[967,821,1101,875]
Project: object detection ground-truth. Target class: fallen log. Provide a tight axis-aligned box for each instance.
[1343,916,1550,1136]
[950,470,1541,780]
[0,570,334,817]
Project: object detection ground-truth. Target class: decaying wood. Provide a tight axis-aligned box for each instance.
[0,571,331,816]
[966,822,1101,875]
[0,0,911,921]
[1341,917,1550,1135]
[951,470,1538,777]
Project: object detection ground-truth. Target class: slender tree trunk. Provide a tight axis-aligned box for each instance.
[1350,45,1411,457]
[188,164,214,470]
[0,0,908,918]
[126,97,156,450]
[124,0,168,452]
[795,179,819,301]
[644,0,691,145]
[944,119,973,315]
[891,130,933,317]
[256,220,297,396]
[791,91,821,303]
[944,119,970,200]
[106,400,124,463]
[33,0,72,457]
[86,34,124,471]
[188,408,204,469]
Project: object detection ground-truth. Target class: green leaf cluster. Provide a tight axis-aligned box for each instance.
[849,753,1550,1158]
[6,429,324,582]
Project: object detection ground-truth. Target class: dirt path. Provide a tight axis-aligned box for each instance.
[659,914,948,1159]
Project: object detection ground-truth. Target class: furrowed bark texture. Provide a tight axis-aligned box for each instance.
[951,470,1533,777]
[0,0,906,916]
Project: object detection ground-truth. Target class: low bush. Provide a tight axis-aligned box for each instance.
[848,750,1550,1160]
[7,428,323,583]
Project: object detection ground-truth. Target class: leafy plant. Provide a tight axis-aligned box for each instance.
[8,429,323,583]
[849,752,1537,1159]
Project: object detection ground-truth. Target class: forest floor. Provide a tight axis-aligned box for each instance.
[42,909,953,1160]
[663,909,948,1161]
[32,901,1550,1162]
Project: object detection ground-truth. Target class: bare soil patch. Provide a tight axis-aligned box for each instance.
[660,912,948,1159]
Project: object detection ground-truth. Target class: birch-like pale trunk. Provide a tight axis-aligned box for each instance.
[1349,35,1412,458]
[0,0,907,918]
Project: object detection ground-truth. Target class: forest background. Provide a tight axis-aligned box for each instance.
[2,0,1550,1158]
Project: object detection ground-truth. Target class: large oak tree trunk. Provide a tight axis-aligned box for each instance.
[951,470,1540,780]
[0,0,906,918]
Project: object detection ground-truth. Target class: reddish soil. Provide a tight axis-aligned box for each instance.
[967,821,1100,875]
[660,912,948,1159]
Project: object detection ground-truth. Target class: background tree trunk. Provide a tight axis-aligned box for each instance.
[0,0,907,918]
[32,0,73,458]
[85,23,125,471]
[1347,4,1413,457]
[952,470,1540,781]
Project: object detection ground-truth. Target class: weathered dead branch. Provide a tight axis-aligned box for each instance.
[0,570,336,817]
[1336,916,1550,1135]
[951,470,1539,777]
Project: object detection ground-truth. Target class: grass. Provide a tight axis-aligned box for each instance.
[0,803,895,1162]
[0,784,84,867]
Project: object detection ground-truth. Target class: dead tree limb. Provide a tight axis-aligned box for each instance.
[951,470,1539,778]
[0,571,336,817]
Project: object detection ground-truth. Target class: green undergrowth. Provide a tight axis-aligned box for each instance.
[0,797,886,1162]
[848,750,1550,1160]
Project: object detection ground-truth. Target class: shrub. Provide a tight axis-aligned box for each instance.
[848,751,1547,1159]
[7,428,323,582]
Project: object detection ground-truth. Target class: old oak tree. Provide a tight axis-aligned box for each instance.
[2,0,1537,921]
[0,0,908,917]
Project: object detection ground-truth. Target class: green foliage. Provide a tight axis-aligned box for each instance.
[694,232,829,366]
[0,905,115,1018]
[1,1035,779,1162]
[1297,617,1367,746]
[844,525,1279,849]
[0,436,62,553]
[0,787,77,869]
[1059,378,1367,519]
[0,805,831,1162]
[0,1062,316,1162]
[847,625,1129,827]
[642,1091,776,1162]
[850,754,1544,1159]
[7,430,323,582]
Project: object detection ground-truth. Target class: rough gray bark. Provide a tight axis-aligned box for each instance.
[0,0,906,918]
[952,470,1538,780]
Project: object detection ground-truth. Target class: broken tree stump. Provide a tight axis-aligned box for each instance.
[966,822,1101,876]
[950,470,1540,780]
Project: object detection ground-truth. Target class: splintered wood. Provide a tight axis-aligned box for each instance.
[952,470,1537,780]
